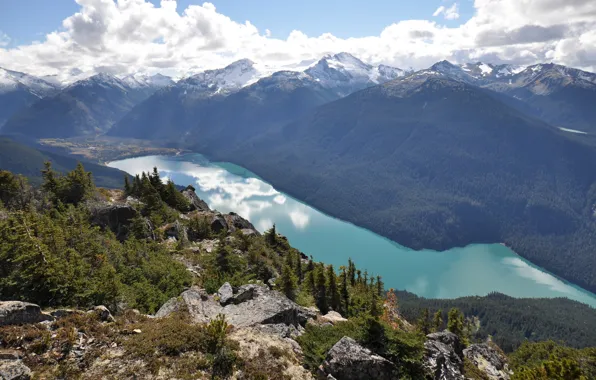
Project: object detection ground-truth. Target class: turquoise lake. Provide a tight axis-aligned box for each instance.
[109,153,596,307]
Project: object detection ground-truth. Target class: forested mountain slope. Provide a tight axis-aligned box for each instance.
[205,75,596,294]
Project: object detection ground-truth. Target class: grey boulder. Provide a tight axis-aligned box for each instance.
[156,284,315,329]
[0,360,31,380]
[320,336,397,380]
[88,203,137,240]
[217,282,234,306]
[0,301,53,326]
[424,331,465,380]
[464,344,510,380]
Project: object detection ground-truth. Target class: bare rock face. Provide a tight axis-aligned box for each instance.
[464,344,510,380]
[181,185,210,211]
[164,220,188,241]
[320,337,398,380]
[211,214,228,233]
[424,331,465,380]
[0,301,53,326]
[0,360,32,380]
[320,311,348,325]
[156,284,316,329]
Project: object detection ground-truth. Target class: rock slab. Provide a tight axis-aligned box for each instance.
[320,336,397,380]
[464,344,510,380]
[0,301,53,326]
[0,360,31,380]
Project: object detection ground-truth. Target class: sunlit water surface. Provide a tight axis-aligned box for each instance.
[109,154,596,307]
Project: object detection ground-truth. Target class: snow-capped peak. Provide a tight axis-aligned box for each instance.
[305,52,406,94]
[121,73,175,89]
[0,67,58,97]
[181,59,272,94]
[70,72,128,92]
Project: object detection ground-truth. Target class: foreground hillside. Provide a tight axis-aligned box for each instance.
[1,165,596,379]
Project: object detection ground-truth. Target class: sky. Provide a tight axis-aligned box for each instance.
[0,0,594,79]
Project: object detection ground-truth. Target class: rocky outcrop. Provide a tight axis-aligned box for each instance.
[320,337,397,380]
[164,220,188,241]
[224,212,259,234]
[88,202,137,240]
[0,301,53,326]
[181,185,210,211]
[424,331,465,380]
[0,360,31,380]
[464,344,510,380]
[88,305,115,323]
[217,282,234,305]
[156,284,315,329]
[211,214,228,233]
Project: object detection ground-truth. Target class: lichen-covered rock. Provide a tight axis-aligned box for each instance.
[320,311,348,325]
[0,301,53,326]
[164,220,188,241]
[320,337,397,380]
[156,285,316,329]
[464,344,510,380]
[217,282,234,305]
[424,331,465,380]
[181,186,210,211]
[0,359,32,380]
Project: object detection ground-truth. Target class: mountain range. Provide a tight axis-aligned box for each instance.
[3,53,596,293]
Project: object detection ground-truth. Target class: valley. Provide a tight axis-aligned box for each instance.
[108,153,596,307]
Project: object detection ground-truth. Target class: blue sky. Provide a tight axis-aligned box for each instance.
[0,0,473,47]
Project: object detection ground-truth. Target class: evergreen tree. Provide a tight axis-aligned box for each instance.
[340,266,350,316]
[265,224,277,246]
[327,265,341,312]
[41,161,59,196]
[215,240,231,274]
[347,258,356,286]
[124,175,131,195]
[294,252,303,283]
[305,270,315,296]
[433,309,443,332]
[149,167,163,194]
[314,264,328,314]
[418,308,431,335]
[363,270,369,286]
[356,270,362,285]
[376,275,384,297]
[447,308,465,338]
[278,264,298,301]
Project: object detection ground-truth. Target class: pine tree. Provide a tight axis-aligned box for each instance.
[149,167,163,194]
[376,275,384,296]
[340,266,350,316]
[124,175,131,195]
[314,264,328,314]
[278,264,298,301]
[215,240,231,274]
[347,258,356,286]
[356,270,362,285]
[265,224,277,246]
[447,308,464,337]
[418,308,431,335]
[41,161,59,197]
[327,265,341,312]
[433,309,443,332]
[294,252,303,283]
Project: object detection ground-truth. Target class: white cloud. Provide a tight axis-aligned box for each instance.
[0,0,595,77]
[433,4,460,20]
[289,208,311,229]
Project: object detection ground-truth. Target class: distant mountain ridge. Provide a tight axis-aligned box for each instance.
[1,72,173,138]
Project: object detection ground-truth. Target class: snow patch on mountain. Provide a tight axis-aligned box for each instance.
[121,73,175,89]
[0,67,57,96]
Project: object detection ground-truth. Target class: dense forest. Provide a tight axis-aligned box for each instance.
[396,290,596,352]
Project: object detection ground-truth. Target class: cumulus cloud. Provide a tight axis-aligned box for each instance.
[0,0,595,77]
[433,4,460,20]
